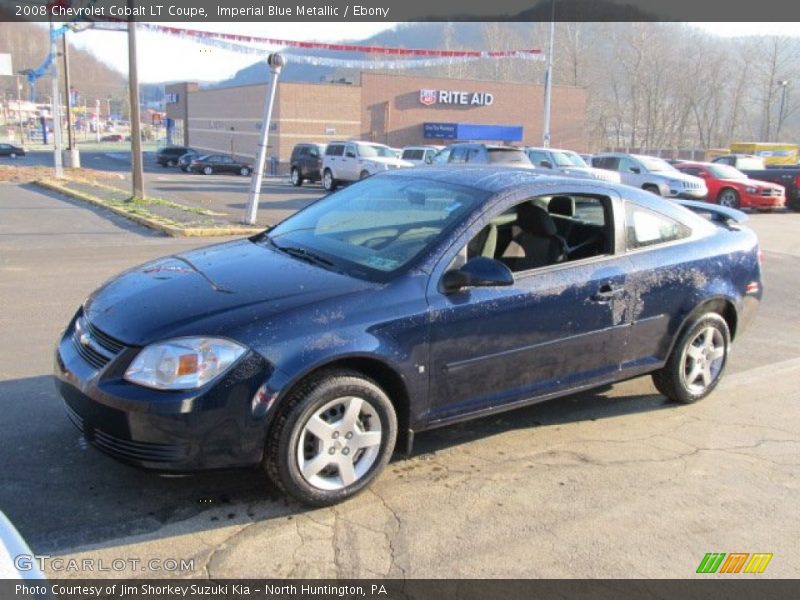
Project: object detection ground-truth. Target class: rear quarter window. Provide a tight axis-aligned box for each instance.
[625,203,691,249]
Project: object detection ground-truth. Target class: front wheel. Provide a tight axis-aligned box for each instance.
[9,152,17,159]
[264,370,397,506]
[717,188,741,209]
[643,184,661,196]
[240,167,251,176]
[167,159,177,167]
[359,170,370,180]
[652,313,730,404]
[202,166,213,175]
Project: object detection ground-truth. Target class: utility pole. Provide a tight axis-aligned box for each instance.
[16,74,24,145]
[49,22,64,178]
[127,13,144,199]
[62,31,80,167]
[776,80,789,142]
[245,53,284,226]
[542,0,556,148]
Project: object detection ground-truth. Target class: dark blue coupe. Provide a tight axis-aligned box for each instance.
[55,167,762,505]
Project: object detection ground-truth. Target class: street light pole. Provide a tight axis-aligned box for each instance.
[127,15,144,199]
[542,0,556,148]
[16,74,24,145]
[49,21,64,178]
[245,53,284,226]
[776,80,789,142]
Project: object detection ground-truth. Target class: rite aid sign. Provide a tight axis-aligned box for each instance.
[419,89,495,107]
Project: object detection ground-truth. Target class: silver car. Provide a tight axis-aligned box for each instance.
[591,152,707,199]
[525,147,621,183]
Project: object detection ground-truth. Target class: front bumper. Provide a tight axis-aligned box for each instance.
[665,188,707,200]
[742,193,785,209]
[54,315,279,472]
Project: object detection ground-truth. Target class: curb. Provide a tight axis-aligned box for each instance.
[34,179,264,238]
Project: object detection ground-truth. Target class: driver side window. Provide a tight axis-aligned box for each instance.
[455,195,613,274]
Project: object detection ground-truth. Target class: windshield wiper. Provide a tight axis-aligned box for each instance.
[273,243,343,273]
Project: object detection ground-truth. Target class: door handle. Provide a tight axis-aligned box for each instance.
[591,284,625,303]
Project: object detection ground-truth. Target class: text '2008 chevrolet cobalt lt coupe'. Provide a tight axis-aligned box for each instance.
[55,167,762,506]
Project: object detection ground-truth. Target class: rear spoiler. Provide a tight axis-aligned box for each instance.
[676,200,748,227]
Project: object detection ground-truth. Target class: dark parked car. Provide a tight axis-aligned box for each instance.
[189,154,252,176]
[55,168,761,506]
[100,134,123,142]
[0,143,26,158]
[157,146,195,167]
[177,149,201,172]
[290,143,326,186]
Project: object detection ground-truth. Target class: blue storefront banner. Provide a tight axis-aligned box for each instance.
[424,122,524,142]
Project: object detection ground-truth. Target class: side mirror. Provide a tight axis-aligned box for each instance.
[540,160,553,169]
[441,257,514,294]
[630,167,641,174]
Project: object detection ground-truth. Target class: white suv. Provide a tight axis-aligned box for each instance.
[591,152,707,199]
[322,141,413,191]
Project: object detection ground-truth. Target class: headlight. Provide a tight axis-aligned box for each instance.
[668,179,682,188]
[124,337,246,390]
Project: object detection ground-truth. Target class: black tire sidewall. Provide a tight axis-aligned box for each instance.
[291,168,302,186]
[272,373,397,506]
[660,313,731,404]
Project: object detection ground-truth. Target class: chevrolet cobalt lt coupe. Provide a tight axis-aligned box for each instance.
[55,168,762,506]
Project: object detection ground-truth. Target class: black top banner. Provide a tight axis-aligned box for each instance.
[1,0,800,22]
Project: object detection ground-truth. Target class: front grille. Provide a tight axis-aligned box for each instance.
[682,181,703,190]
[93,430,188,463]
[761,188,782,197]
[71,316,125,370]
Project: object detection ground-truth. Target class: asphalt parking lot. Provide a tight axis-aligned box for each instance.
[0,181,799,578]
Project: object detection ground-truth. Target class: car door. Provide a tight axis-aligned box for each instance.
[618,156,644,187]
[425,187,631,424]
[342,143,359,180]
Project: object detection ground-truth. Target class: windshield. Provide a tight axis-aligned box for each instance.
[487,148,532,165]
[707,164,747,179]
[359,144,396,158]
[265,176,488,280]
[732,157,765,170]
[552,151,588,167]
[638,156,677,172]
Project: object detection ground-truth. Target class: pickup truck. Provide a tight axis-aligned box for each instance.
[712,155,800,211]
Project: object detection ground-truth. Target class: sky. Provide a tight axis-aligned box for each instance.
[63,22,800,84]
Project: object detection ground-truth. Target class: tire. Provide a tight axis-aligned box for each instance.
[652,313,730,404]
[240,167,251,176]
[323,169,337,192]
[291,168,303,186]
[202,166,213,176]
[264,370,397,507]
[181,166,189,172]
[643,184,661,196]
[717,188,741,209]
[9,152,16,159]
[167,159,176,167]
[359,170,370,180]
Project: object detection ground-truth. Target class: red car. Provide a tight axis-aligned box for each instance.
[675,161,785,210]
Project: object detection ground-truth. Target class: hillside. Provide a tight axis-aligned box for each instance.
[0,22,127,107]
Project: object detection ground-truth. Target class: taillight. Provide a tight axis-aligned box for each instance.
[794,174,800,190]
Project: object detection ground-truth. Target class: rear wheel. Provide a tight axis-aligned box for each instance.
[167,159,177,167]
[264,370,397,506]
[240,167,251,176]
[652,313,730,404]
[291,168,303,186]
[323,169,337,192]
[717,188,741,209]
[202,166,213,175]
[10,152,17,159]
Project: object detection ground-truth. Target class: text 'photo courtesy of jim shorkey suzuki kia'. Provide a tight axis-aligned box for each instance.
[55,168,762,506]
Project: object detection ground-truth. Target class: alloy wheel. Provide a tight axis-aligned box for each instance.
[680,326,725,394]
[296,396,382,491]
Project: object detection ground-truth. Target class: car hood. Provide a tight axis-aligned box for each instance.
[653,171,705,184]
[557,166,621,182]
[83,239,374,346]
[729,177,783,190]
[360,157,414,167]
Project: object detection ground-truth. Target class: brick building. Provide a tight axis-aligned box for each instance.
[165,72,587,171]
